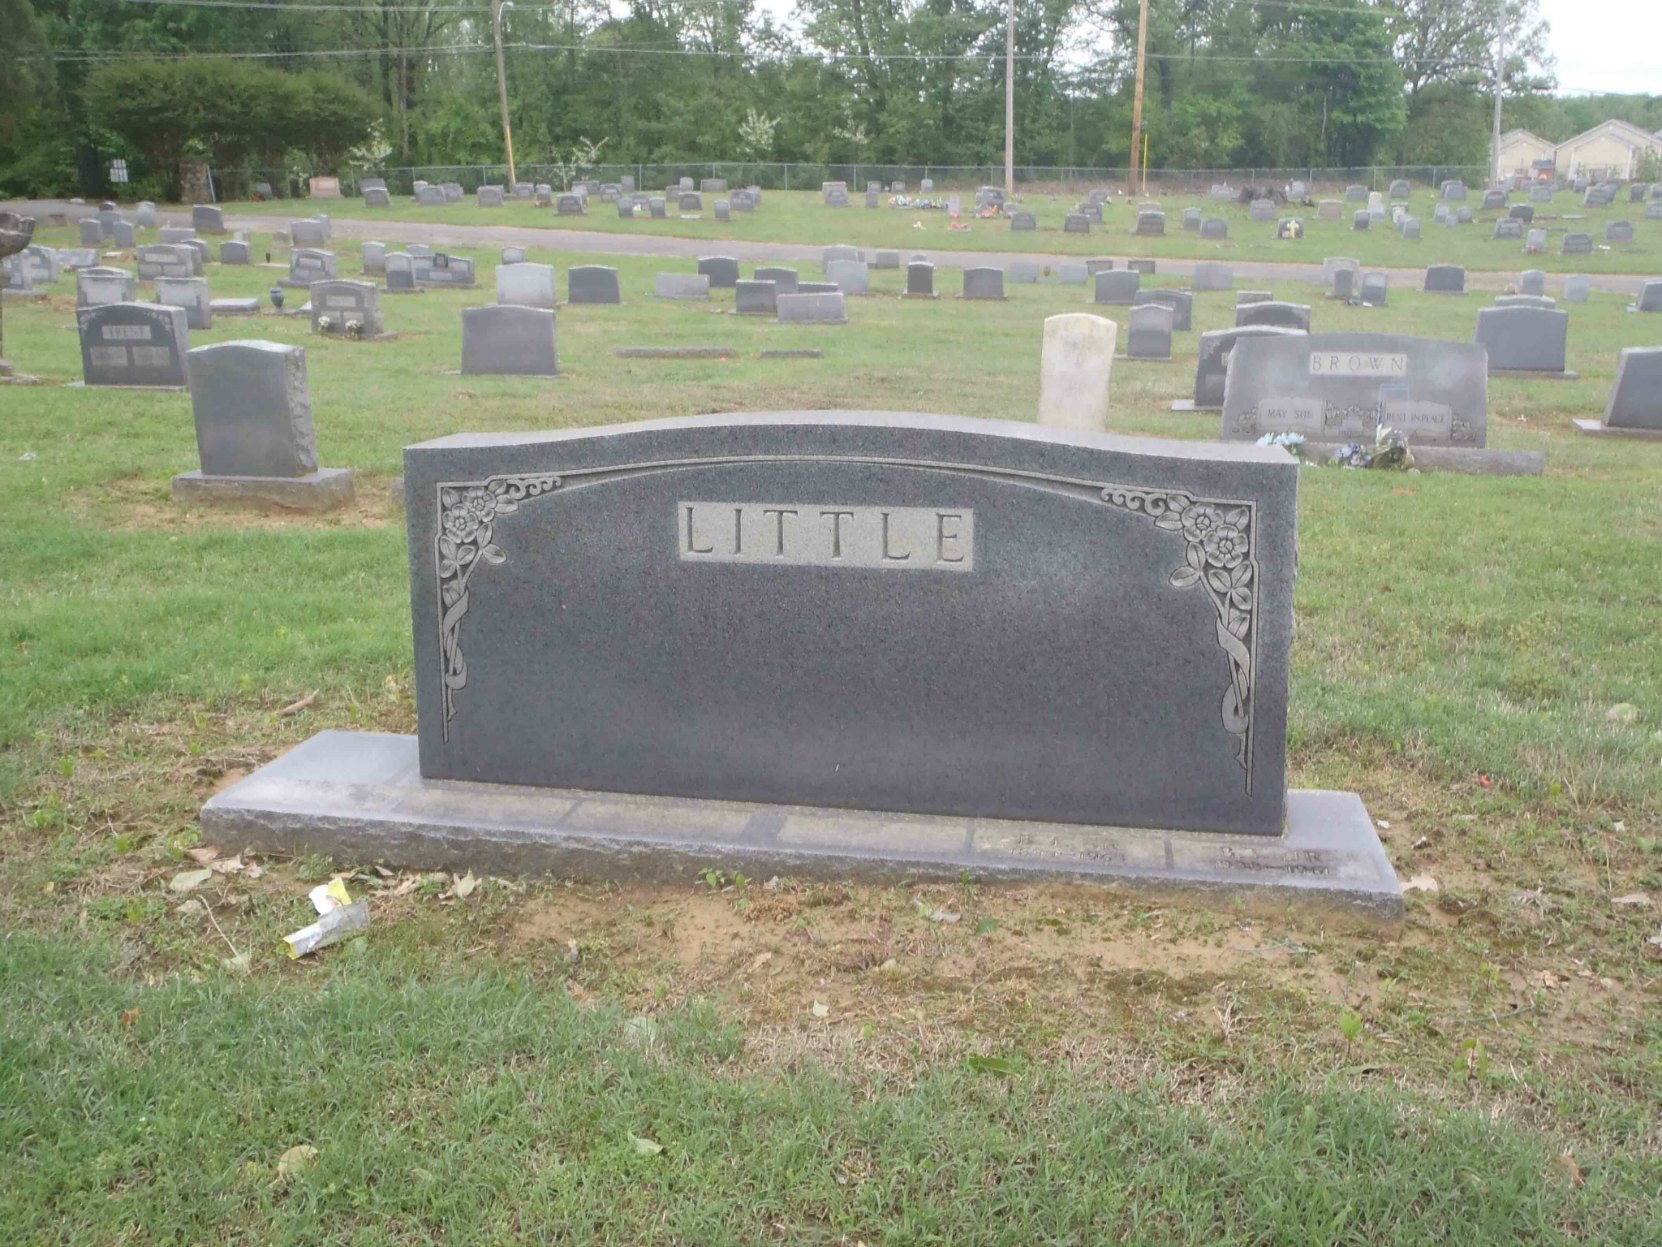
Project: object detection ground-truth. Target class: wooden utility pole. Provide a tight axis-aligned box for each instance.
[1128,0,1150,194]
[1004,0,1015,199]
[1489,19,1507,184]
[493,0,518,185]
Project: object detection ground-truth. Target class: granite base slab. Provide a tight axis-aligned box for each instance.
[615,346,736,358]
[210,298,262,316]
[760,349,824,359]
[1300,443,1544,475]
[67,381,186,392]
[1489,369,1579,381]
[1573,419,1662,440]
[203,731,1404,928]
[1169,400,1221,413]
[172,467,355,511]
[901,292,941,300]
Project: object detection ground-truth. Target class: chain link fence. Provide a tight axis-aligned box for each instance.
[213,162,1495,202]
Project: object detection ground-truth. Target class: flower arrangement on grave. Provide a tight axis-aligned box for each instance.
[1256,432,1307,461]
[316,314,333,333]
[345,318,363,340]
[1330,427,1414,471]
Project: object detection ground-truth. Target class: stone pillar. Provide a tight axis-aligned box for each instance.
[180,155,213,206]
[1038,314,1115,432]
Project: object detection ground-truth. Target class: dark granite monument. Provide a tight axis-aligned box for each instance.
[76,301,189,388]
[460,305,559,376]
[1574,348,1662,438]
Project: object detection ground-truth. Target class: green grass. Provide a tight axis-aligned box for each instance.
[217,188,1662,275]
[1,223,1659,1243]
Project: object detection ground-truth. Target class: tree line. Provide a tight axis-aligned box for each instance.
[2,0,1658,200]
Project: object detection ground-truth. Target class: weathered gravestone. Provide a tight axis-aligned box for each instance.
[1037,314,1114,432]
[77,301,189,388]
[735,280,777,316]
[1135,210,1165,236]
[1388,179,1411,201]
[679,192,704,214]
[1192,262,1233,292]
[556,195,585,216]
[1345,185,1368,203]
[568,265,622,305]
[137,244,192,280]
[1125,303,1173,360]
[460,305,559,377]
[1182,207,1201,231]
[1526,229,1548,253]
[1235,301,1311,331]
[478,186,505,207]
[1482,189,1507,210]
[825,259,869,296]
[754,266,799,295]
[1401,218,1422,241]
[697,256,740,289]
[1647,202,1662,221]
[1424,264,1466,294]
[1359,272,1388,307]
[714,200,732,222]
[655,273,711,301]
[1606,221,1635,244]
[1316,200,1343,221]
[1133,288,1193,332]
[1008,260,1040,284]
[796,282,840,295]
[310,279,386,338]
[1561,233,1593,255]
[1331,269,1355,301]
[1057,263,1088,286]
[134,201,156,229]
[961,267,1006,300]
[497,262,558,308]
[1494,219,1523,240]
[1632,280,1662,312]
[159,227,196,246]
[776,292,847,323]
[190,205,224,235]
[1092,270,1139,305]
[1455,207,1474,224]
[1010,212,1036,231]
[1493,294,1556,309]
[78,219,103,247]
[1443,181,1467,201]
[285,249,337,287]
[1562,275,1591,304]
[1063,213,1091,234]
[1353,211,1371,232]
[1574,348,1662,437]
[365,188,391,208]
[416,186,445,207]
[904,262,936,298]
[76,266,136,307]
[384,252,419,293]
[1179,326,1306,411]
[500,246,527,265]
[1475,305,1573,376]
[416,254,477,288]
[1221,334,1540,473]
[154,276,212,330]
[1249,198,1277,222]
[202,412,1401,922]
[290,219,330,247]
[649,197,668,219]
[873,250,900,271]
[1509,204,1534,223]
[823,245,862,269]
[1200,218,1228,240]
[1519,269,1546,296]
[173,340,354,509]
[1531,185,1553,203]
[218,240,249,265]
[1237,292,1273,305]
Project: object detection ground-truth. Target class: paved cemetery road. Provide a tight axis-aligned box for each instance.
[10,199,1654,295]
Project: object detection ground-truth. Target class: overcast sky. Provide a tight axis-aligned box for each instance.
[751,0,1658,99]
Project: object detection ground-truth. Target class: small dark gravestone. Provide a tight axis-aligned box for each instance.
[440,183,463,202]
[796,282,839,295]
[501,245,527,265]
[697,256,740,289]
[1086,258,1116,275]
[1077,202,1103,222]
[1475,306,1571,376]
[1127,259,1157,276]
[1008,260,1040,284]
[1360,272,1388,307]
[735,280,777,316]
[1606,221,1635,243]
[1182,207,1201,231]
[1575,348,1662,435]
[1353,211,1370,232]
[1135,210,1165,236]
[418,253,477,288]
[1248,198,1276,222]
[1562,275,1590,304]
[1424,264,1466,294]
[384,253,417,293]
[649,197,667,219]
[961,267,1006,301]
[416,186,445,206]
[1482,189,1507,210]
[701,178,727,194]
[1222,334,1494,456]
[679,192,703,214]
[1443,181,1467,201]
[290,219,329,247]
[1188,326,1306,409]
[1526,229,1548,253]
[192,205,225,234]
[1133,288,1193,332]
[600,184,621,203]
[478,186,505,208]
[754,266,799,295]
[873,250,900,271]
[286,248,337,287]
[173,340,352,509]
[221,240,250,265]
[310,279,385,338]
[1125,303,1173,360]
[1063,213,1090,234]
[1646,202,1662,221]
[1093,270,1139,305]
[1316,200,1343,221]
[159,227,196,246]
[567,265,621,305]
[556,195,585,216]
[1345,185,1368,203]
[111,221,138,249]
[76,266,136,308]
[513,182,534,200]
[1561,232,1593,255]
[904,262,936,298]
[461,304,559,376]
[365,188,391,208]
[1235,301,1311,331]
[77,301,189,388]
[1531,185,1553,203]
[1494,219,1523,240]
[137,244,192,280]
[1455,207,1474,224]
[1058,263,1088,286]
[1388,179,1412,201]
[1509,204,1534,223]
[1192,262,1233,292]
[617,198,636,220]
[823,245,862,269]
[78,219,102,247]
[1634,280,1662,313]
[655,273,710,301]
[1010,212,1037,231]
[154,276,212,330]
[1331,269,1355,301]
[714,200,731,222]
[775,291,847,323]
[179,239,209,272]
[1200,218,1228,240]
[1520,270,1546,296]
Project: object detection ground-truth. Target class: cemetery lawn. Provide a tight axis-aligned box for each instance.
[219,190,1662,276]
[2,228,1659,1244]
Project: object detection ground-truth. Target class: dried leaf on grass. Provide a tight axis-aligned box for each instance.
[278,690,319,718]
[629,1133,664,1157]
[169,868,213,894]
[275,1144,319,1183]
